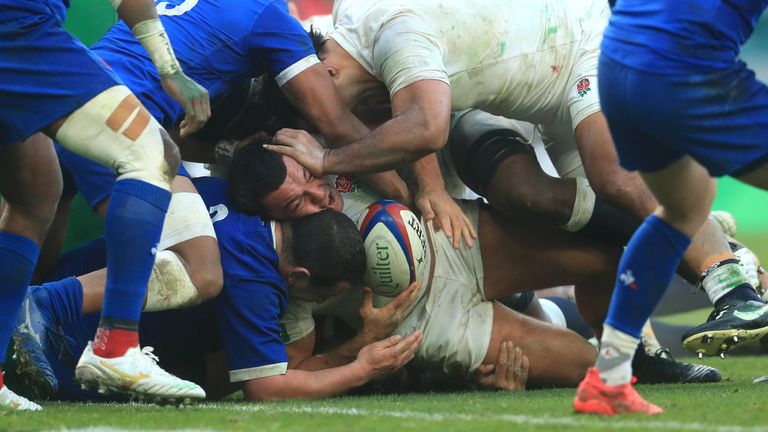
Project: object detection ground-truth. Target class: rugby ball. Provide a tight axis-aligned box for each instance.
[358,200,427,298]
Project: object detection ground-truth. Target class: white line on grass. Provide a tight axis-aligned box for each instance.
[200,403,768,432]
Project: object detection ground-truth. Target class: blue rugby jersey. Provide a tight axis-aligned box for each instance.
[91,0,317,126]
[193,176,289,382]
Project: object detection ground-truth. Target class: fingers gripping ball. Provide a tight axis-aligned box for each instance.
[358,200,428,300]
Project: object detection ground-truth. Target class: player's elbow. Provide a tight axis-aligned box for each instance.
[412,116,449,155]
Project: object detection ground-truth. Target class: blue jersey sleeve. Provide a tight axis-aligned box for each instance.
[215,273,288,382]
[248,0,319,86]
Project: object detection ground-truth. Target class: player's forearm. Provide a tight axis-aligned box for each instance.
[114,0,183,78]
[244,363,370,401]
[411,153,446,191]
[324,111,444,174]
[294,333,372,372]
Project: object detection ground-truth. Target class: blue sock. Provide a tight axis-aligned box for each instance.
[32,277,84,327]
[605,215,692,338]
[101,179,170,328]
[0,232,40,363]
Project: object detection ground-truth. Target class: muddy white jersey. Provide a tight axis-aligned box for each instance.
[331,0,608,128]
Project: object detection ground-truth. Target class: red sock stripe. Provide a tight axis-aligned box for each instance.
[93,327,139,358]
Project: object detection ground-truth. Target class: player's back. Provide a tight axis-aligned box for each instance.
[192,176,283,285]
[92,0,308,124]
[604,0,768,72]
[0,0,68,23]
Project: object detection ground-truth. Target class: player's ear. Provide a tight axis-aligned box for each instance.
[326,64,339,80]
[286,266,311,290]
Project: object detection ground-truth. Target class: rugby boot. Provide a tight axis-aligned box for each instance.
[0,383,42,411]
[682,300,768,358]
[633,348,721,384]
[75,342,205,404]
[574,368,663,416]
[11,295,59,397]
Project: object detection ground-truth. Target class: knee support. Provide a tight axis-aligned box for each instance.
[145,250,202,311]
[157,192,217,251]
[55,85,174,190]
[448,109,534,196]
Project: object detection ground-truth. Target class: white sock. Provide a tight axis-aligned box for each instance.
[596,324,639,386]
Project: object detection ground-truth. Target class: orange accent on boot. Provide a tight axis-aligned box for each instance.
[574,368,663,416]
[93,327,139,359]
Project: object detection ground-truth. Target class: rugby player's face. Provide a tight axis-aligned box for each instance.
[262,156,342,220]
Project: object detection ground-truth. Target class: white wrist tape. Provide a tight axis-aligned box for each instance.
[109,0,124,9]
[563,177,596,232]
[132,19,181,76]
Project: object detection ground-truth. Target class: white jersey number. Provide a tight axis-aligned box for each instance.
[209,204,229,224]
[156,0,198,16]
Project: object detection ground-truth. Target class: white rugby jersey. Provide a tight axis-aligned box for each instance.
[331,0,608,126]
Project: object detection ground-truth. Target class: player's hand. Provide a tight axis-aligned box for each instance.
[415,186,476,248]
[359,172,413,208]
[266,128,329,178]
[475,342,529,391]
[161,71,210,137]
[358,282,421,342]
[356,331,422,380]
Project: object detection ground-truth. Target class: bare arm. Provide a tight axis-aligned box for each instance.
[411,154,476,248]
[268,79,452,176]
[244,332,422,401]
[280,64,410,202]
[287,329,367,371]
[280,63,368,145]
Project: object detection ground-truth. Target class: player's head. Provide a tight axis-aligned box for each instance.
[228,138,342,219]
[309,26,380,110]
[280,209,366,302]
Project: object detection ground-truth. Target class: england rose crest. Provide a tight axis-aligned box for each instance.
[576,77,591,98]
[335,175,354,193]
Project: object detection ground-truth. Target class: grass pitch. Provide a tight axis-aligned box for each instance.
[3,356,766,432]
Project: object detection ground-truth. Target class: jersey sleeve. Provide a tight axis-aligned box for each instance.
[372,14,449,100]
[248,0,320,87]
[214,274,288,382]
[280,300,318,344]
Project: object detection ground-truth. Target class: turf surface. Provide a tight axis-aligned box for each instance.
[3,356,766,432]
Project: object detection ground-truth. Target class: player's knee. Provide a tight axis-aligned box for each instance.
[54,86,175,191]
[448,113,533,197]
[187,264,223,301]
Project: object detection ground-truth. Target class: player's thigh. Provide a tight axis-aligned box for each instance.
[641,156,716,237]
[485,302,595,387]
[478,204,620,299]
[0,8,120,146]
